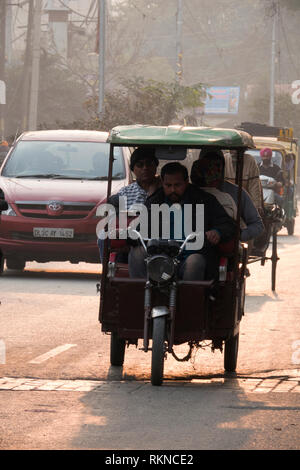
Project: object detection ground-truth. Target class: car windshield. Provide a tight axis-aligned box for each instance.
[1,141,126,179]
[247,149,283,168]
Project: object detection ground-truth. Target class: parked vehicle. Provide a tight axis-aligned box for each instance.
[0,129,132,272]
[99,124,253,386]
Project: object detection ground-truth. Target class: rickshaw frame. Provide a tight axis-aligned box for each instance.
[98,125,256,383]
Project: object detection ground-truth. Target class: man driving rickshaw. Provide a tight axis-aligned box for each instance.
[128,161,236,281]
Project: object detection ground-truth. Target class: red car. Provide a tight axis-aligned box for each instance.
[0,129,132,271]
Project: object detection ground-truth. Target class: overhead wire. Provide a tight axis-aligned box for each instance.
[184,0,227,66]
[184,0,272,85]
[279,6,300,76]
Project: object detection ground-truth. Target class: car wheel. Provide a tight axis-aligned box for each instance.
[6,258,26,271]
[0,254,4,274]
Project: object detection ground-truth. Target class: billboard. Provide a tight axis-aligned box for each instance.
[204,86,240,115]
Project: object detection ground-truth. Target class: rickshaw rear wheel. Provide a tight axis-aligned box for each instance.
[151,316,166,386]
[224,333,239,372]
[110,332,126,366]
[286,218,295,236]
[271,229,278,291]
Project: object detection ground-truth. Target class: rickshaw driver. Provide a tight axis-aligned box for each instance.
[259,147,285,207]
[129,162,235,281]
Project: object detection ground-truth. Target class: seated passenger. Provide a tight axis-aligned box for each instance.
[115,147,161,209]
[191,149,264,243]
[224,149,263,215]
[129,162,235,281]
[98,147,161,261]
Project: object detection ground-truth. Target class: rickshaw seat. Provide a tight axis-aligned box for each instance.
[110,239,128,250]
[218,239,235,255]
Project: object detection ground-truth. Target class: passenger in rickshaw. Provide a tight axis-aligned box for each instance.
[190,149,264,243]
[224,149,264,216]
[115,147,161,209]
[98,147,161,261]
[129,161,236,281]
[258,147,285,207]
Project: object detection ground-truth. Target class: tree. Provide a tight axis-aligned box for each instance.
[5,52,89,138]
[63,77,207,131]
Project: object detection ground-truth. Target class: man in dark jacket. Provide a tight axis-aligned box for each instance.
[129,162,235,280]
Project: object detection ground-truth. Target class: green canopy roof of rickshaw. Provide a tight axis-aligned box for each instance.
[107,125,256,149]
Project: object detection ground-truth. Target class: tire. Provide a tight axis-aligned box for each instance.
[151,316,166,386]
[224,333,239,372]
[271,230,278,292]
[0,254,4,274]
[6,258,26,271]
[110,332,126,366]
[286,218,295,236]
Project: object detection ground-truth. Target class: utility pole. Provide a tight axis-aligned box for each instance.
[0,0,7,139]
[21,0,35,132]
[5,2,12,66]
[269,1,278,127]
[28,0,42,131]
[176,0,183,83]
[98,0,106,116]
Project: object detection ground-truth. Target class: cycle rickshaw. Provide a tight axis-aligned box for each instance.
[98,125,255,385]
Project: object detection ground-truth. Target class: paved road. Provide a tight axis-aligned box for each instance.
[0,214,299,450]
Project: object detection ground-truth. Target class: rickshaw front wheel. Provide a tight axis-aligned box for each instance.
[224,333,239,372]
[151,316,167,386]
[110,332,126,367]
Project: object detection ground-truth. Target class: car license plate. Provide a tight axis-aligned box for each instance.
[33,228,74,238]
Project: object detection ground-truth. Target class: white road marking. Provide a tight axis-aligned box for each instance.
[29,344,77,364]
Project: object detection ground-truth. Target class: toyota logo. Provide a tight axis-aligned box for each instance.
[47,201,63,215]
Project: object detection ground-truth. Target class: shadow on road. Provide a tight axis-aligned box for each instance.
[244,293,283,314]
[71,376,267,450]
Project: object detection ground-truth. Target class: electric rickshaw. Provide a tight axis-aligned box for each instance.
[250,131,298,236]
[98,125,255,386]
[245,132,298,291]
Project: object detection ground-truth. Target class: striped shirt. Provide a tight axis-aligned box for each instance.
[118,182,148,209]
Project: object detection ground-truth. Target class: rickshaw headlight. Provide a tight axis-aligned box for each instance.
[147,255,175,284]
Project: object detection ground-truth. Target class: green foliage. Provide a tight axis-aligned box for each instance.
[82,77,207,131]
[5,53,88,137]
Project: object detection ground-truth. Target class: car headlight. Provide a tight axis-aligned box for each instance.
[1,204,17,216]
[147,255,175,284]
